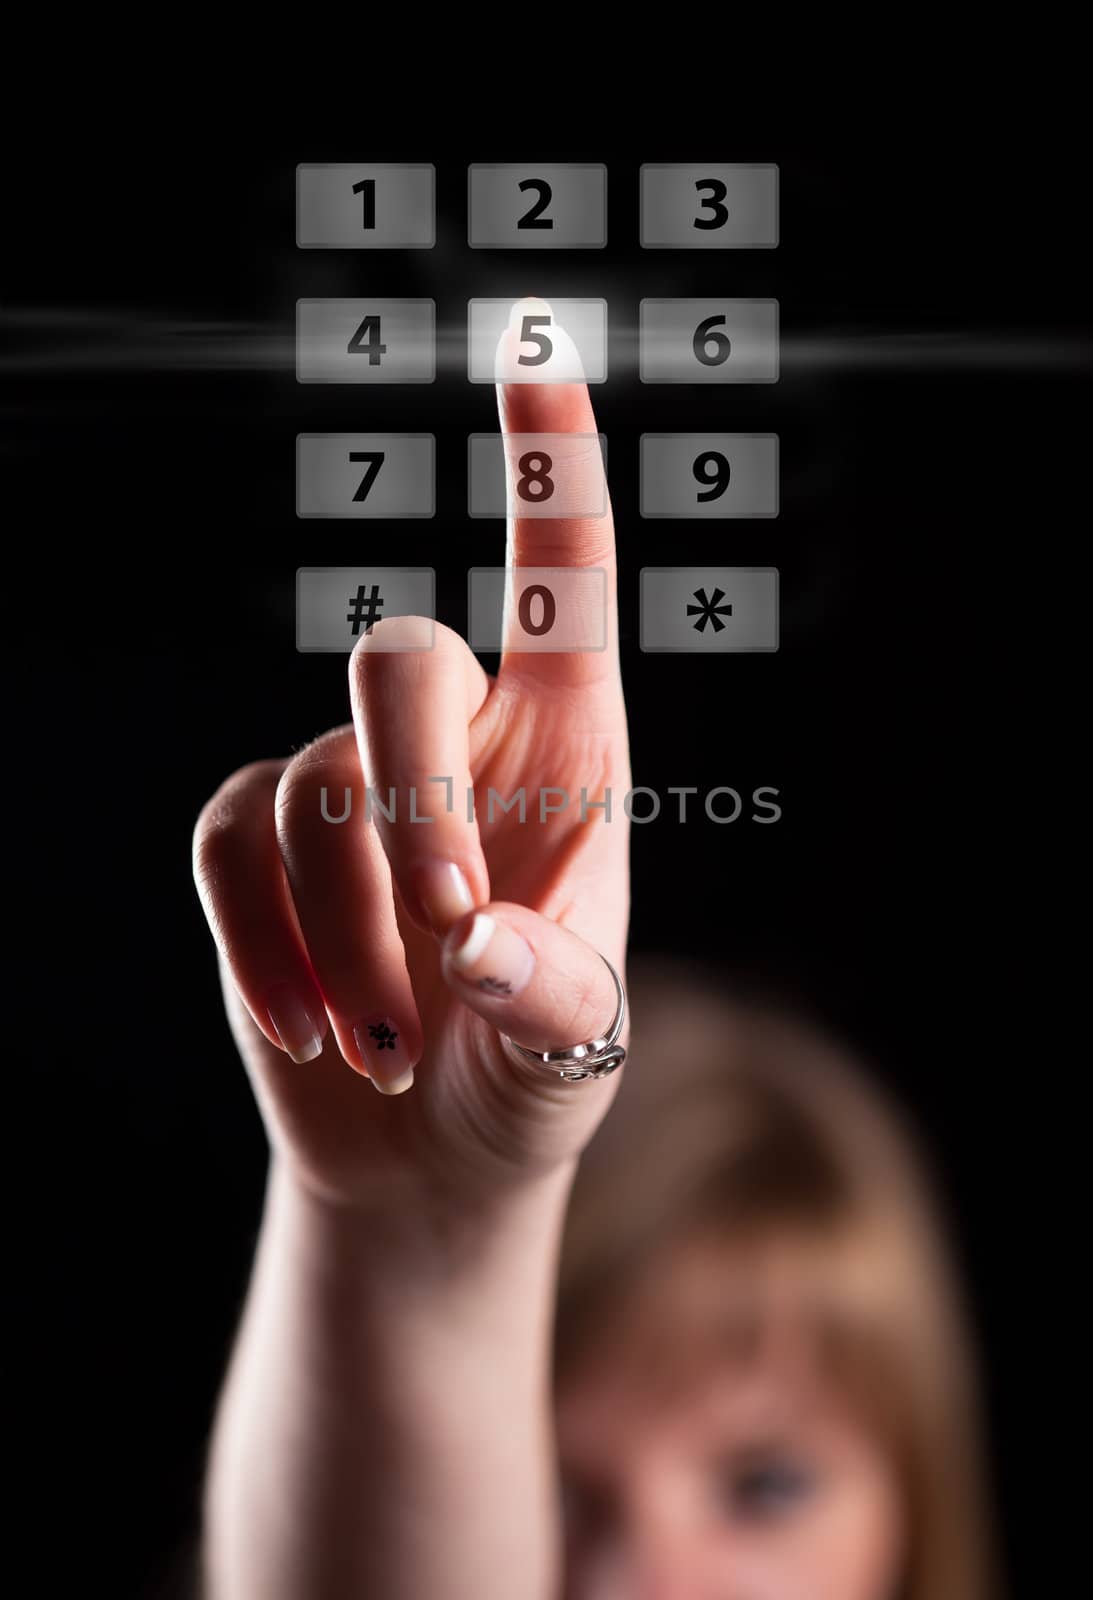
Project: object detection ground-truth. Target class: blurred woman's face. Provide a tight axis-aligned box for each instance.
[556,1317,905,1600]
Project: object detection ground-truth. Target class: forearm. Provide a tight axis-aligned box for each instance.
[201,1154,577,1600]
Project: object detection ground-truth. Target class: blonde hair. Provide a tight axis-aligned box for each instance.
[554,955,1000,1600]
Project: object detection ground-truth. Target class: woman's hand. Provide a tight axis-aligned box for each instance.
[193,332,630,1216]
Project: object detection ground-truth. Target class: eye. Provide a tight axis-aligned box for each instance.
[718,1455,820,1521]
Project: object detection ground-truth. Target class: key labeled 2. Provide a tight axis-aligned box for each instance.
[639,299,778,384]
[296,300,435,383]
[297,435,435,518]
[468,165,606,248]
[641,434,778,518]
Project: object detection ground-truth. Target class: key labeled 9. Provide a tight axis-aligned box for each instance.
[640,435,779,518]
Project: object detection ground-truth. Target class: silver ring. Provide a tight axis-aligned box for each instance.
[500,954,627,1083]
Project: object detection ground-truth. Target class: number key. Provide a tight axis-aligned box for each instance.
[640,164,778,248]
[468,433,609,518]
[297,435,435,518]
[296,300,435,384]
[640,435,779,518]
[639,300,778,384]
[469,165,607,248]
[296,164,435,249]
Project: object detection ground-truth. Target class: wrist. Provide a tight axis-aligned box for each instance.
[265,1149,579,1297]
[206,1150,576,1600]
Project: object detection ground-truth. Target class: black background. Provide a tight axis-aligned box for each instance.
[8,81,1083,1596]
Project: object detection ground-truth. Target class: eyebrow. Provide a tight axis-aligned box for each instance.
[709,1434,815,1466]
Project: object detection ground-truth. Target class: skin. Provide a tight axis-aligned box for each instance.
[195,305,632,1599]
[193,302,908,1598]
[557,1310,906,1600]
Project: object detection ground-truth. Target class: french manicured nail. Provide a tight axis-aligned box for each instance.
[354,1015,415,1095]
[411,861,474,934]
[265,983,325,1064]
[445,912,536,998]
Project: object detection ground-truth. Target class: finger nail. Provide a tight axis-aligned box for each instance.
[411,860,474,935]
[506,294,554,330]
[265,983,325,1064]
[494,296,585,384]
[354,1015,415,1095]
[445,912,536,998]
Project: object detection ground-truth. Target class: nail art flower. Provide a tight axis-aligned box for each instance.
[368,1022,399,1051]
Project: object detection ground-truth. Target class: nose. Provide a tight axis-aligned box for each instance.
[603,1505,709,1600]
[567,1469,747,1600]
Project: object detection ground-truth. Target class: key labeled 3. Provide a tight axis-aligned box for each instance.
[468,433,608,519]
[640,163,778,248]
[469,297,607,383]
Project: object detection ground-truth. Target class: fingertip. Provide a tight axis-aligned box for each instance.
[348,612,435,658]
[265,980,328,1064]
[506,295,554,329]
[443,908,537,998]
[494,296,586,388]
[369,1067,415,1096]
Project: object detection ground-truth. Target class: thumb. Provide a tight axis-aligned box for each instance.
[440,902,628,1074]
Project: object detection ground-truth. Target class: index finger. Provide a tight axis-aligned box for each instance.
[494,297,619,693]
